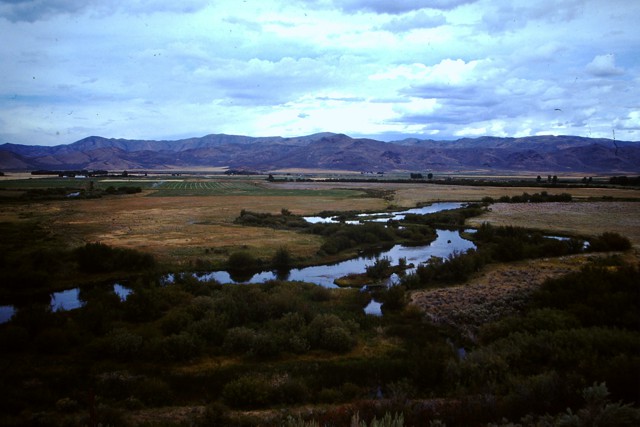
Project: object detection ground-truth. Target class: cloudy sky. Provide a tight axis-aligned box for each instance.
[1,0,639,146]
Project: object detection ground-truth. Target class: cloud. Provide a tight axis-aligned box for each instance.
[481,0,585,33]
[377,10,446,31]
[586,54,624,77]
[188,56,354,106]
[1,0,639,145]
[332,0,477,14]
[0,0,88,22]
[0,0,211,22]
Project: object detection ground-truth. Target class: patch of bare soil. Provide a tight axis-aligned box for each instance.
[409,254,612,341]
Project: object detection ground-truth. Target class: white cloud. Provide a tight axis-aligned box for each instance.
[377,10,446,31]
[332,0,477,14]
[1,0,639,145]
[586,54,625,77]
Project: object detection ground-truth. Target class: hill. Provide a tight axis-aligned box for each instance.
[1,133,638,173]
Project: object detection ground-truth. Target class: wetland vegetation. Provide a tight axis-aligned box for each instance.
[0,172,639,426]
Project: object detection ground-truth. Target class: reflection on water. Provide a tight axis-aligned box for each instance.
[304,202,464,224]
[364,299,382,316]
[51,288,82,311]
[0,283,133,325]
[1,203,474,323]
[197,229,476,287]
[113,283,131,301]
[0,305,15,323]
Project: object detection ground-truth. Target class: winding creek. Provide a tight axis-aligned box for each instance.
[0,203,475,323]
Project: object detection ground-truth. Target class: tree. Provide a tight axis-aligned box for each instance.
[366,257,392,281]
[427,173,433,180]
[227,251,259,271]
[272,246,292,270]
[536,175,542,183]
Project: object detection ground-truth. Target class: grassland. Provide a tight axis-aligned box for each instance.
[0,176,384,268]
[467,201,640,248]
[1,174,639,267]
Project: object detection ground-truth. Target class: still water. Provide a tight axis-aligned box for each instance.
[195,228,475,287]
[0,283,131,324]
[0,203,474,323]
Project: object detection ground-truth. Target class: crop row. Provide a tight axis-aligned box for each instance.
[158,181,248,191]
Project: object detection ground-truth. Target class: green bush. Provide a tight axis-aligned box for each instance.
[104,328,144,360]
[366,257,392,281]
[223,326,257,354]
[227,251,259,271]
[272,246,292,270]
[156,332,203,362]
[308,314,357,353]
[133,377,173,407]
[187,313,228,345]
[160,308,194,335]
[589,232,632,252]
[222,375,272,408]
[75,242,156,273]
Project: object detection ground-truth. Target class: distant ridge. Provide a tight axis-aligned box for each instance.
[1,133,638,173]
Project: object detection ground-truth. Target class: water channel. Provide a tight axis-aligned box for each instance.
[0,203,475,323]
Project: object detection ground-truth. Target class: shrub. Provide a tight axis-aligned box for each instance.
[122,287,164,322]
[104,328,144,360]
[380,285,406,312]
[223,327,257,354]
[200,401,232,425]
[308,314,357,353]
[272,246,292,270]
[160,309,194,335]
[589,232,632,252]
[366,257,392,281]
[133,377,173,407]
[188,313,228,345]
[227,251,259,271]
[75,242,156,273]
[156,332,202,362]
[222,375,272,408]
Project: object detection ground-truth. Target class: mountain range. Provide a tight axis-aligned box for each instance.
[1,133,639,173]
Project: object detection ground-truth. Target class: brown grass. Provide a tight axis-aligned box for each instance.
[271,181,640,206]
[409,253,616,341]
[0,188,386,267]
[2,178,638,266]
[467,201,640,248]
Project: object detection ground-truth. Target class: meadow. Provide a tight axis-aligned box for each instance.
[1,174,638,267]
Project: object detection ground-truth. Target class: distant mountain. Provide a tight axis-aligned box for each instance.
[1,133,638,173]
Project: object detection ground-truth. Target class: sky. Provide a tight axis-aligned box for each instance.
[1,0,639,146]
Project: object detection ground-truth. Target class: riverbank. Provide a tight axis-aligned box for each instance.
[409,251,636,341]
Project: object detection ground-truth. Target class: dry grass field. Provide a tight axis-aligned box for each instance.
[409,253,618,341]
[1,176,638,267]
[467,201,640,248]
[0,181,387,267]
[272,180,640,204]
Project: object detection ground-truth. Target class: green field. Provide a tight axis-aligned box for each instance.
[0,177,363,198]
[148,180,361,197]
